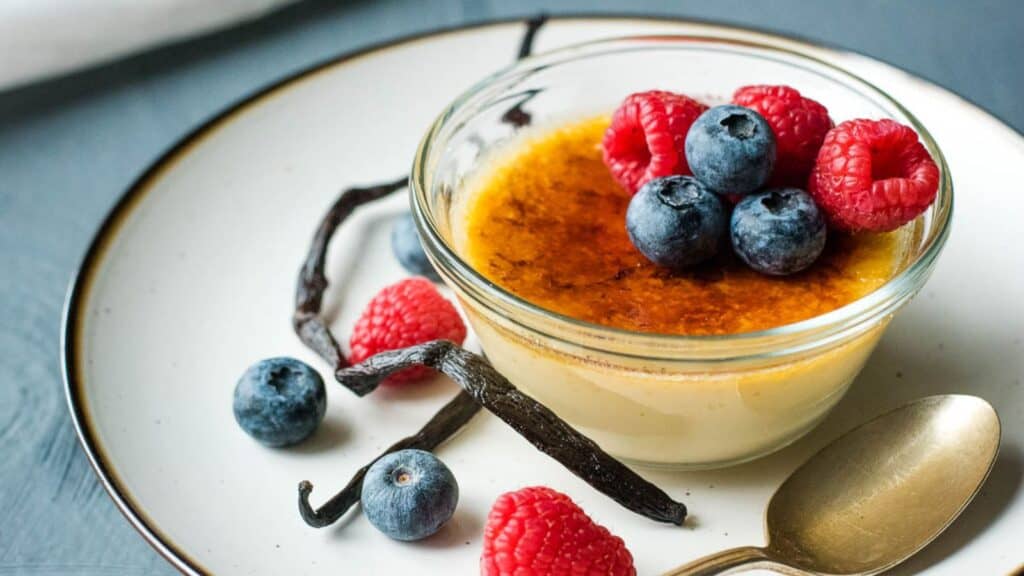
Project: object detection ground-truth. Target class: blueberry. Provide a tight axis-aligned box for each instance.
[626,175,727,270]
[685,104,776,195]
[233,357,326,447]
[731,188,827,275]
[391,213,441,281]
[361,449,459,541]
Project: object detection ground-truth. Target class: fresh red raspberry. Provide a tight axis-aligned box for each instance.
[349,277,466,384]
[733,84,833,187]
[481,486,636,576]
[808,119,939,232]
[602,90,707,194]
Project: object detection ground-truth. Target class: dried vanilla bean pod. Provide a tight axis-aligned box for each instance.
[517,13,547,59]
[293,176,407,370]
[501,14,548,128]
[336,340,688,525]
[298,390,480,527]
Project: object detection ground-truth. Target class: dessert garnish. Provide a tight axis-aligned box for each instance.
[685,104,776,195]
[349,277,467,384]
[481,487,636,576]
[730,187,827,275]
[291,14,687,529]
[361,449,459,541]
[809,118,940,231]
[600,86,939,277]
[732,84,833,187]
[298,390,479,528]
[602,90,707,194]
[233,357,326,447]
[391,213,442,281]
[625,175,726,269]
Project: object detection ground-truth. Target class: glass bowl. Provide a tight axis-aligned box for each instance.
[411,36,952,469]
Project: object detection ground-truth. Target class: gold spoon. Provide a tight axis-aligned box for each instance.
[664,395,1000,575]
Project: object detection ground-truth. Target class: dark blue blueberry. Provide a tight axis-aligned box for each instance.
[391,213,441,281]
[685,104,776,195]
[731,188,827,276]
[626,175,727,270]
[361,449,459,541]
[233,357,326,447]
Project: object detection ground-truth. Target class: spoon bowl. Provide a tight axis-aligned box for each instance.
[666,395,1000,575]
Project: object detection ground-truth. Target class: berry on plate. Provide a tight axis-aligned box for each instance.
[361,449,459,541]
[626,175,726,270]
[731,188,827,276]
[733,84,833,187]
[481,486,635,576]
[685,104,776,195]
[349,277,466,384]
[602,90,708,194]
[233,357,326,447]
[808,118,939,232]
[391,212,441,281]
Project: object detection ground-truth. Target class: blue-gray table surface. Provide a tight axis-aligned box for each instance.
[1,1,1021,573]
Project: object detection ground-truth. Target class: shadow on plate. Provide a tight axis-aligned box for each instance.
[289,415,350,455]
[319,208,393,322]
[890,444,1022,575]
[415,506,485,550]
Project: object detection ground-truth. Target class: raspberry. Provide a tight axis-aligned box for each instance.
[808,119,939,232]
[480,487,636,576]
[733,85,833,187]
[349,277,466,384]
[602,90,707,194]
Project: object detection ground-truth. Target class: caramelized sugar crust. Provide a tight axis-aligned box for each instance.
[463,117,901,335]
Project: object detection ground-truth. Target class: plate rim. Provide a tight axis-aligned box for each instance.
[59,13,1024,576]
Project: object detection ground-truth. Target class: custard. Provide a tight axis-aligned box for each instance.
[443,116,917,467]
[461,117,902,335]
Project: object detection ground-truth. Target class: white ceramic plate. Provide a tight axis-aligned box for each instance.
[63,17,1024,575]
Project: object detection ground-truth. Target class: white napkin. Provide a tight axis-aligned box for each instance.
[0,0,296,90]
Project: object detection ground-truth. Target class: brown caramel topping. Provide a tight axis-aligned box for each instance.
[461,117,903,335]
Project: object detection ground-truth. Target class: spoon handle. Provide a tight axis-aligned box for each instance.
[661,546,789,575]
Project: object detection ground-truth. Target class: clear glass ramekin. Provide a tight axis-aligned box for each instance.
[411,36,952,469]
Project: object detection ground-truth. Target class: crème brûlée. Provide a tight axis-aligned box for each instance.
[459,117,904,336]
[448,117,918,467]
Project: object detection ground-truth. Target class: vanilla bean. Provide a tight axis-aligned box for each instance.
[501,14,548,128]
[298,390,480,527]
[336,340,687,525]
[293,176,407,370]
[517,13,548,59]
[501,89,541,129]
